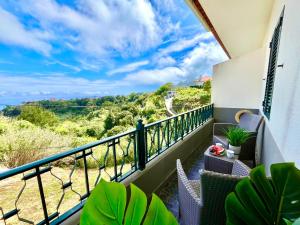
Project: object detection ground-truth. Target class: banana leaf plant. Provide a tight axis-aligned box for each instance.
[80,179,178,225]
[284,217,300,225]
[225,162,300,225]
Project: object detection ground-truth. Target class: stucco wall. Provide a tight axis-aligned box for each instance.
[212,47,266,109]
[213,107,259,123]
[260,0,300,167]
[212,0,300,168]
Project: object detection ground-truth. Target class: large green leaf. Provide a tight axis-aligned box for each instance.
[143,194,178,225]
[284,217,300,225]
[124,183,147,225]
[80,179,126,225]
[293,218,300,225]
[80,180,179,225]
[225,163,300,225]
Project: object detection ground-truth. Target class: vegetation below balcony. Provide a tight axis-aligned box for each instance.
[0,82,211,169]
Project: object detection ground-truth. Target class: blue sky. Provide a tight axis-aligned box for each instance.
[0,0,227,105]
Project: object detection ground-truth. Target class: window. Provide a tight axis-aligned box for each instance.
[262,12,284,119]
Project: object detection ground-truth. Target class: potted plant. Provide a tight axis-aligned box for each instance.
[225,127,250,155]
[225,162,300,225]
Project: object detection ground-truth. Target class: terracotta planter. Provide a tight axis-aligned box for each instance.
[229,144,241,155]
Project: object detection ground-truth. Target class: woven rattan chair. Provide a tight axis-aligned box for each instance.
[176,159,250,225]
[213,112,263,167]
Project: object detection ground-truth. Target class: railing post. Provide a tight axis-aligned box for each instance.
[136,119,146,170]
[82,149,90,195]
[157,123,161,153]
[174,117,178,141]
[36,167,49,225]
[181,114,184,139]
[166,120,170,147]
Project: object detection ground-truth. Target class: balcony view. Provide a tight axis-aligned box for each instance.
[1,0,300,225]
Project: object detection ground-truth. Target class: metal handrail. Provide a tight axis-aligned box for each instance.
[0,129,136,180]
[145,104,211,127]
[0,103,214,225]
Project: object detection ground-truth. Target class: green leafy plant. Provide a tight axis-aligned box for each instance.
[284,217,300,225]
[225,127,251,146]
[225,163,300,225]
[80,179,178,225]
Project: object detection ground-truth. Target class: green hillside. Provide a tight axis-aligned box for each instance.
[0,82,211,168]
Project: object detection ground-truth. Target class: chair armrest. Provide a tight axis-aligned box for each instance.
[199,170,243,225]
[190,180,201,197]
[238,132,258,162]
[213,123,238,135]
[231,160,251,176]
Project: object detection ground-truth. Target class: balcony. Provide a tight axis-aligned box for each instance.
[0,104,214,225]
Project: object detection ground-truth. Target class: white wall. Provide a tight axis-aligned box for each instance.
[212,48,266,109]
[211,0,300,167]
[261,0,300,166]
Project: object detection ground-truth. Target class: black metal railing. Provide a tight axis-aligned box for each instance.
[0,104,213,225]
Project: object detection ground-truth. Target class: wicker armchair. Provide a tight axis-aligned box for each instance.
[213,113,263,166]
[176,159,250,225]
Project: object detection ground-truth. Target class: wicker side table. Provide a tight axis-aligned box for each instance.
[204,148,238,174]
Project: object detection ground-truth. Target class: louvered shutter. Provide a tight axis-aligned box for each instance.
[262,14,283,119]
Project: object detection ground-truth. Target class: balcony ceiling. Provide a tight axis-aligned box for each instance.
[187,0,274,58]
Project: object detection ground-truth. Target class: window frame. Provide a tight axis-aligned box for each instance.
[262,10,284,119]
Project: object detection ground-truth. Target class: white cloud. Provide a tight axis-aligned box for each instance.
[45,60,81,72]
[159,32,213,56]
[124,40,227,85]
[0,7,52,55]
[155,56,176,67]
[124,67,185,85]
[108,60,149,76]
[77,59,102,72]
[181,42,228,79]
[18,0,163,57]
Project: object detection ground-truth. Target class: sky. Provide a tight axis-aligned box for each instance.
[0,0,227,106]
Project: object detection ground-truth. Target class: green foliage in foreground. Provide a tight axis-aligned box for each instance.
[80,179,178,225]
[225,163,300,225]
[225,127,251,146]
[284,218,300,225]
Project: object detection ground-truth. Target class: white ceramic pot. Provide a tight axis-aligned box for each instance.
[229,144,241,155]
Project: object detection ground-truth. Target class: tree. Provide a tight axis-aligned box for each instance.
[18,105,58,127]
[203,80,211,92]
[155,83,173,96]
[104,113,115,130]
[2,106,21,117]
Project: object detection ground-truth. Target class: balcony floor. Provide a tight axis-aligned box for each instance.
[156,148,206,221]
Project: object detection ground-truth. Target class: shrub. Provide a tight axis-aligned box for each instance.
[0,116,9,134]
[70,136,97,148]
[18,105,58,127]
[54,120,86,137]
[104,113,115,130]
[155,82,173,96]
[203,80,211,92]
[0,128,52,167]
[200,93,211,104]
[106,126,127,137]
[14,120,35,129]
